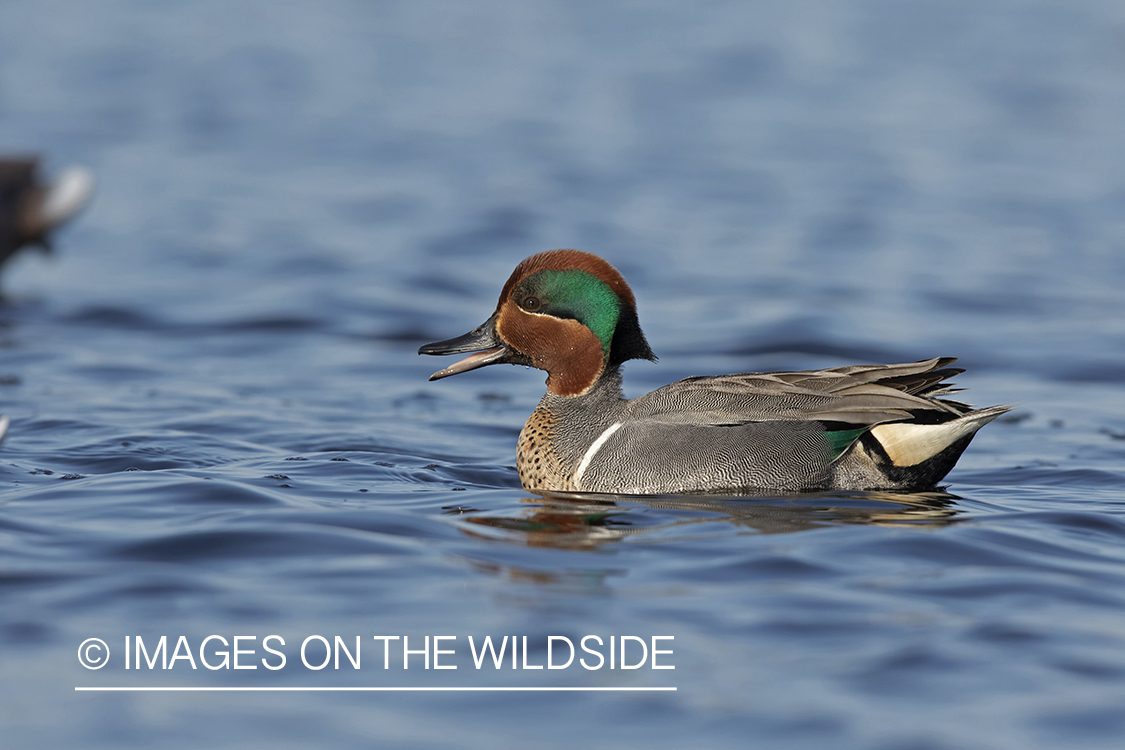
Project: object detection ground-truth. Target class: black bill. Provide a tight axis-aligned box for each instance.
[419,313,514,380]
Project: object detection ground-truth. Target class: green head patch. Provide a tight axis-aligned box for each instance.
[514,269,622,356]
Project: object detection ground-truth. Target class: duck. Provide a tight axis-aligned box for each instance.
[0,157,95,277]
[419,249,1010,494]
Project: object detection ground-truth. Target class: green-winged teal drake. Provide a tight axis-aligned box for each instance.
[420,250,1009,493]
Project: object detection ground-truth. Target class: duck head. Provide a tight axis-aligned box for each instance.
[420,249,656,396]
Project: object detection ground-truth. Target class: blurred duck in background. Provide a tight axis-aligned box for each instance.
[0,156,94,445]
[0,156,94,277]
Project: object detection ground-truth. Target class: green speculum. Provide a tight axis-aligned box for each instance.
[825,427,867,460]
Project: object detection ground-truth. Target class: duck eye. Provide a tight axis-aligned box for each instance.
[522,296,541,311]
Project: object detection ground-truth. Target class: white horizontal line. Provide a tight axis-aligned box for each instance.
[76,686,676,692]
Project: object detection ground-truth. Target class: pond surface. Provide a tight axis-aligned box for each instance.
[2,1,1125,748]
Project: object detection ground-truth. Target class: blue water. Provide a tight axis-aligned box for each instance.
[2,1,1125,748]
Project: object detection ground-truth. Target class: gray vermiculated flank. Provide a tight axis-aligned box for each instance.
[530,359,1007,493]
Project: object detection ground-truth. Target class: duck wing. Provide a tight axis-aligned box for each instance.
[626,358,970,427]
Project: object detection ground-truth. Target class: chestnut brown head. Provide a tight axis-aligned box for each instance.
[420,250,655,396]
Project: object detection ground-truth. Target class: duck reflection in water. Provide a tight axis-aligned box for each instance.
[455,490,962,551]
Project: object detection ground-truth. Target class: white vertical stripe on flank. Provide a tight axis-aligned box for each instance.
[573,422,622,490]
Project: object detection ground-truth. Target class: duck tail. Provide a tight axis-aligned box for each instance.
[21,166,96,242]
[837,404,1012,489]
[870,404,1012,465]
